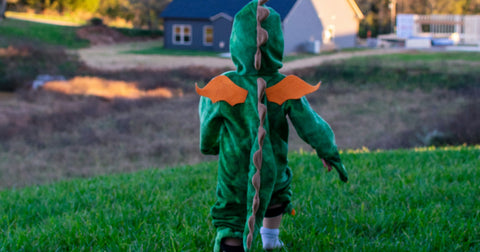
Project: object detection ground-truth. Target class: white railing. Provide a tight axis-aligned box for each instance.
[397,14,480,45]
[464,15,480,44]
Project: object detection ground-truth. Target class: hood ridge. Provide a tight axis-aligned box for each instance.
[230,0,284,76]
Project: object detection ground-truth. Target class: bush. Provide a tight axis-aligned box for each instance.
[89,17,104,26]
[380,96,480,148]
[0,44,83,91]
[442,98,480,145]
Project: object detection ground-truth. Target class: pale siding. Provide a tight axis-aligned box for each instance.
[283,0,323,54]
[313,0,360,49]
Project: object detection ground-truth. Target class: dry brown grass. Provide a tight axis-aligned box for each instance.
[43,76,174,100]
[0,43,83,91]
[0,67,221,189]
[287,85,470,151]
[0,65,477,190]
[0,92,205,189]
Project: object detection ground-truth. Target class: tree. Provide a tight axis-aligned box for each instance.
[128,0,170,29]
[0,0,7,20]
[463,0,480,14]
[357,0,480,37]
[97,0,133,20]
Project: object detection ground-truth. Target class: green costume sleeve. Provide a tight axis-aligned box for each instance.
[199,96,222,155]
[287,97,348,182]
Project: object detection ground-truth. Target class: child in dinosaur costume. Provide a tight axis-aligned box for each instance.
[196,1,348,251]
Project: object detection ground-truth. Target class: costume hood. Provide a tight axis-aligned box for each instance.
[230,1,284,75]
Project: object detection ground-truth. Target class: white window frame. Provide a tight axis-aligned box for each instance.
[172,24,192,45]
[203,25,214,46]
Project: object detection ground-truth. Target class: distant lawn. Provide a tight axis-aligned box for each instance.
[0,18,90,49]
[124,45,223,57]
[114,27,163,38]
[126,45,480,64]
[1,146,479,251]
[284,47,370,62]
[4,11,86,26]
[294,50,480,91]
[126,46,370,59]
[366,51,480,62]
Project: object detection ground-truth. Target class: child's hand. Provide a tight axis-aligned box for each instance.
[322,159,333,172]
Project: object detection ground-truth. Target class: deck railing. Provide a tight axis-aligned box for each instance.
[397,14,480,45]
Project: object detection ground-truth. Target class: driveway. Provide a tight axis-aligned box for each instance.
[76,41,407,72]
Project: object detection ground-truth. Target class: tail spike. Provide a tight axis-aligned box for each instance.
[257,27,269,46]
[257,6,270,22]
[254,48,262,70]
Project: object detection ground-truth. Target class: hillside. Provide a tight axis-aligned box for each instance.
[1,16,479,251]
[1,147,479,251]
[1,50,480,189]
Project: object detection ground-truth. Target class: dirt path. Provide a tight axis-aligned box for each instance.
[281,48,408,71]
[76,41,408,71]
[75,41,235,70]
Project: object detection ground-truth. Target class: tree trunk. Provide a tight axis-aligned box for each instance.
[0,0,7,20]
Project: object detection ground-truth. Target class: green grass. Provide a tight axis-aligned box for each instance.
[1,146,479,251]
[0,18,90,49]
[284,48,370,62]
[124,45,222,57]
[295,52,480,91]
[127,46,367,60]
[5,11,87,26]
[370,51,480,62]
[114,27,163,38]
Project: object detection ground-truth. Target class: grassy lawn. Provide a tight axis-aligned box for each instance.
[123,44,223,57]
[293,52,480,91]
[1,24,479,250]
[284,47,370,62]
[370,51,480,62]
[1,146,479,251]
[0,18,90,49]
[125,44,370,59]
[4,11,86,26]
[126,44,480,64]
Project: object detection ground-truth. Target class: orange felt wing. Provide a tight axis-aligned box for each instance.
[266,75,321,105]
[195,75,248,106]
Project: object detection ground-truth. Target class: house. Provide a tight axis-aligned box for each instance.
[396,14,480,46]
[160,0,364,54]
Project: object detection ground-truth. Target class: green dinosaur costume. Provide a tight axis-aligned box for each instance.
[196,1,348,251]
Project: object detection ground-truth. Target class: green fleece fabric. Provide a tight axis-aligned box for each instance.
[198,1,347,251]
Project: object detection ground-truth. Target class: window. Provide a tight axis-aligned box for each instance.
[203,26,214,46]
[173,25,192,45]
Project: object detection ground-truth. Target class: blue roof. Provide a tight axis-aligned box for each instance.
[160,0,297,21]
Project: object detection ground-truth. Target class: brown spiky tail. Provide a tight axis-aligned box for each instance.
[246,0,270,249]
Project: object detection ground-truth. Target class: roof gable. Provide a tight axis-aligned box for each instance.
[160,0,297,21]
[346,0,364,19]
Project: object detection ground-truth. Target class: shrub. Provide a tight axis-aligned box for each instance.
[380,96,480,148]
[89,17,104,26]
[442,98,480,145]
[0,43,83,91]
